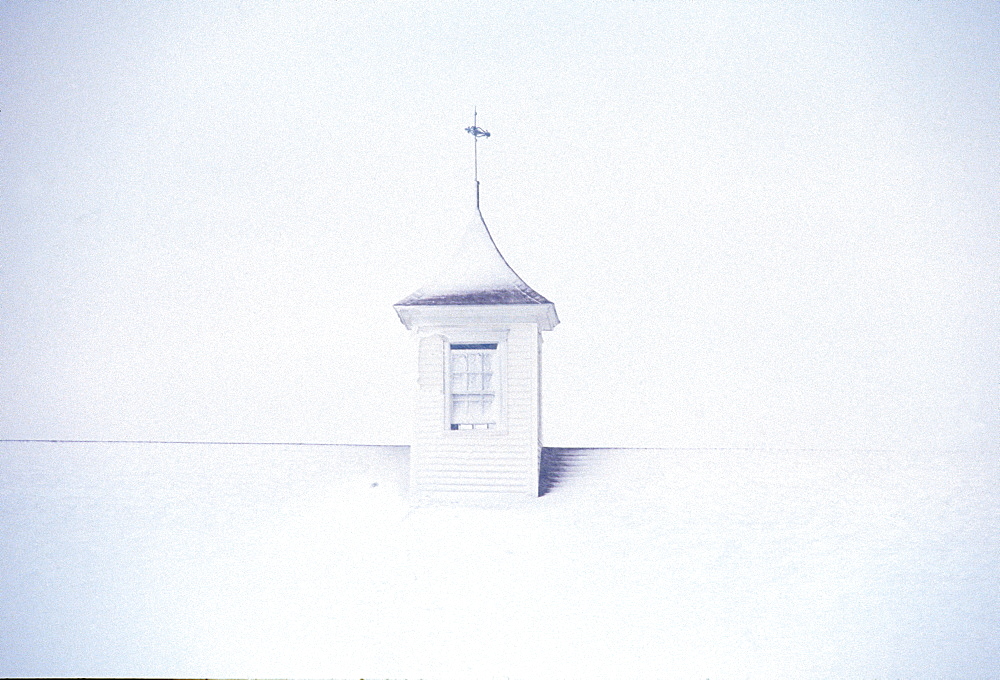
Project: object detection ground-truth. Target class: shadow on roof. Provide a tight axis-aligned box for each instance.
[539,447,608,497]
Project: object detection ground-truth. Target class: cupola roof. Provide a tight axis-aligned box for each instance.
[395,116,558,331]
[395,190,552,307]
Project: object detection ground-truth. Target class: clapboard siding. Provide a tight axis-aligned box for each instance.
[410,323,542,499]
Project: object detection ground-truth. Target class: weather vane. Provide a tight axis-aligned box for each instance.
[465,109,490,189]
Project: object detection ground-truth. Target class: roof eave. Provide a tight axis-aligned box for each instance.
[394,302,559,331]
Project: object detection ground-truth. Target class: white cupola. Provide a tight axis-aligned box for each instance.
[395,119,558,502]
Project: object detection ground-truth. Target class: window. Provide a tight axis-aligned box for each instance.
[449,343,498,430]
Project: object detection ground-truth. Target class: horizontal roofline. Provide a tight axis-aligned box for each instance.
[394,301,559,331]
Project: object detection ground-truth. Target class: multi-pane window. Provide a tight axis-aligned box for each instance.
[449,343,498,430]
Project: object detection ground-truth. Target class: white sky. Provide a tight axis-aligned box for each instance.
[2,1,997,448]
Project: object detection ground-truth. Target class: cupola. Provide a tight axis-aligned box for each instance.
[395,117,558,502]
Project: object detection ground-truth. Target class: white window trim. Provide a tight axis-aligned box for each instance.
[443,330,508,435]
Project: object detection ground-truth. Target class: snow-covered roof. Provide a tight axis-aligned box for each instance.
[395,189,553,308]
[3,440,991,677]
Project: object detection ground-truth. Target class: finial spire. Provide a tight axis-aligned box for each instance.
[465,108,490,208]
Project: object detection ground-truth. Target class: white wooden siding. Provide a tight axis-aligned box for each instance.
[410,324,542,500]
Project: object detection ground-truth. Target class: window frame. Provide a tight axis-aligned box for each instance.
[444,333,507,435]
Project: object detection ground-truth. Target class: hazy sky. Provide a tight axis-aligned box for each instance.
[2,1,997,448]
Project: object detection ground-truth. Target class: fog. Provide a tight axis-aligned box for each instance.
[2,2,997,448]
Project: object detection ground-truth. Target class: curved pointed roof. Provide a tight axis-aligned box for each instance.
[395,188,552,307]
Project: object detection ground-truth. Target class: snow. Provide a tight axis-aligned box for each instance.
[2,440,997,678]
[396,201,552,306]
